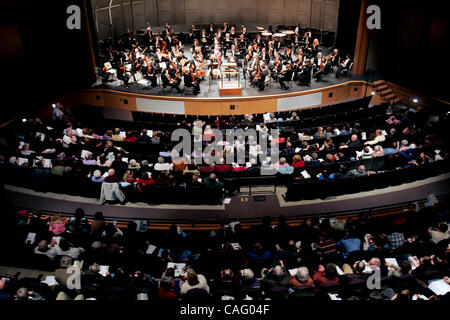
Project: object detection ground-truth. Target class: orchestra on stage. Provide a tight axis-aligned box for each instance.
[99,21,353,94]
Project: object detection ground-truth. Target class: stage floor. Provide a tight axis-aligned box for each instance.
[93,45,373,99]
[92,71,368,99]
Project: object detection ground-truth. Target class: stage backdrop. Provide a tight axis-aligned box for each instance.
[91,0,340,40]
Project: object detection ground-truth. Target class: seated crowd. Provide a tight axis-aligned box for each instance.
[0,98,448,205]
[0,200,449,301]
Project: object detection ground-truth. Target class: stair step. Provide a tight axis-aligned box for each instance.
[383,93,396,100]
[380,88,394,97]
[373,80,386,87]
[377,84,389,92]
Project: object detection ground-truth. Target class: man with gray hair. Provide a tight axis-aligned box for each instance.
[240,268,261,292]
[15,287,44,300]
[55,255,74,286]
[261,262,290,292]
[290,267,313,288]
[34,240,59,260]
[154,156,173,171]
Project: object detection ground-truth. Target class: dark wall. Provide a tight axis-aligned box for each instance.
[335,0,362,57]
[0,0,96,121]
[366,0,449,101]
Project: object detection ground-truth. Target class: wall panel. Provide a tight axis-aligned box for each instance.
[71,81,368,116]
[132,1,147,30]
[92,0,339,34]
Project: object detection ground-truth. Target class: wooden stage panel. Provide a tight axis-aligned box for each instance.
[185,98,278,115]
[69,80,376,116]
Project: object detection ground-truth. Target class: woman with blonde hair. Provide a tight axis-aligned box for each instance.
[49,214,67,236]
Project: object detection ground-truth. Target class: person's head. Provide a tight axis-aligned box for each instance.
[397,289,410,301]
[221,269,234,281]
[74,208,85,220]
[107,168,115,177]
[279,157,286,165]
[400,260,412,274]
[59,255,73,268]
[186,269,199,286]
[0,279,5,291]
[9,156,18,165]
[240,268,254,281]
[351,134,358,142]
[209,173,217,181]
[94,211,104,220]
[158,157,165,164]
[37,240,48,252]
[89,263,100,273]
[355,261,366,274]
[91,241,102,251]
[325,263,337,279]
[401,139,408,147]
[273,265,284,279]
[368,257,381,269]
[296,267,310,282]
[161,276,175,291]
[15,287,28,300]
[358,165,366,173]
[293,154,302,162]
[93,170,102,179]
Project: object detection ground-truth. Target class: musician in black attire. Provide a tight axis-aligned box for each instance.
[117,63,130,88]
[278,64,293,90]
[183,69,200,95]
[131,58,142,78]
[256,62,269,91]
[238,34,248,54]
[161,68,183,93]
[297,59,312,86]
[336,54,352,78]
[144,64,158,87]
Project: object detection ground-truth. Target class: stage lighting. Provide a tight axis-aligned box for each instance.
[412,98,418,103]
[22,118,27,123]
[371,91,376,95]
[52,104,56,108]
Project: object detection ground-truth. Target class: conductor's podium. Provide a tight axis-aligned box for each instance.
[219,63,242,96]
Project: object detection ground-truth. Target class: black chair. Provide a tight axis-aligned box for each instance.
[242,287,263,301]
[317,282,342,299]
[267,286,290,300]
[290,285,316,299]
[182,288,211,301]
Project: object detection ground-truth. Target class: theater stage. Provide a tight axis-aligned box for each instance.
[92,67,368,99]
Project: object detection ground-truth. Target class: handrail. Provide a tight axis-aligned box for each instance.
[14,195,444,228]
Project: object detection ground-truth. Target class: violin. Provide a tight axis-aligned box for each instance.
[253,70,261,84]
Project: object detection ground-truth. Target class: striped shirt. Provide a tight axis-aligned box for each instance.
[316,239,337,256]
